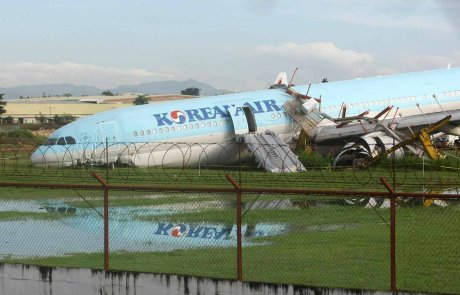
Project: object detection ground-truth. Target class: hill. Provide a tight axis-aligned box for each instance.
[0,80,228,99]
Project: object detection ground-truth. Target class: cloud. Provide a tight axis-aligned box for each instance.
[243,0,281,14]
[435,0,460,36]
[255,42,374,66]
[314,0,452,32]
[396,52,460,72]
[253,42,375,82]
[0,62,173,88]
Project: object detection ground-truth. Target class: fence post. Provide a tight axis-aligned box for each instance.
[93,172,110,272]
[380,177,396,292]
[226,174,243,281]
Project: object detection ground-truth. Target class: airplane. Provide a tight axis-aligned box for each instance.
[31,67,460,170]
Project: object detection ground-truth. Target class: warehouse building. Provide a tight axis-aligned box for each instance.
[1,94,195,124]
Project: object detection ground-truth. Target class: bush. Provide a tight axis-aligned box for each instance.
[298,151,333,169]
[53,114,76,126]
[0,128,46,144]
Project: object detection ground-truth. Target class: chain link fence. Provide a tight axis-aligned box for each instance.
[0,186,104,269]
[0,176,459,293]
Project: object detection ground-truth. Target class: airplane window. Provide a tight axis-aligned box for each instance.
[133,131,138,137]
[447,91,452,96]
[65,136,76,145]
[140,130,144,136]
[213,121,217,126]
[171,126,175,132]
[195,123,199,129]
[177,126,181,131]
[159,128,163,134]
[276,113,281,118]
[207,122,211,127]
[183,125,187,130]
[165,127,169,133]
[411,96,416,100]
[271,113,276,119]
[201,123,205,128]
[189,124,193,129]
[57,137,66,145]
[146,130,151,135]
[44,138,58,146]
[152,129,157,134]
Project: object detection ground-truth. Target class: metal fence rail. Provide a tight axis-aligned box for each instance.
[0,174,459,293]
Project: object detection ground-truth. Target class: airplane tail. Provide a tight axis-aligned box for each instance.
[270,72,288,88]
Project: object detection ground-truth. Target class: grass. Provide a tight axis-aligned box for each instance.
[0,211,60,220]
[2,201,460,293]
[0,159,459,192]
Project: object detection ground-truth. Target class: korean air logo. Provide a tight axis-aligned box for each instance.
[170,224,187,237]
[170,110,187,124]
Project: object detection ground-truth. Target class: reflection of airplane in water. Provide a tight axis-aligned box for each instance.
[31,67,460,170]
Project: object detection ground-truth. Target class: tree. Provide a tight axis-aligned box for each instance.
[102,90,114,96]
[53,114,76,125]
[35,112,47,124]
[181,88,200,96]
[0,93,6,116]
[133,95,150,105]
[3,116,13,124]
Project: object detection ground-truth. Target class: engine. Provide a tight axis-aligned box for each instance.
[333,132,405,167]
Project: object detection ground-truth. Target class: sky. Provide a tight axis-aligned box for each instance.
[1,0,460,91]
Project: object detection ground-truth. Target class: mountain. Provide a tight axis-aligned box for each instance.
[0,84,101,99]
[0,80,228,100]
[113,79,228,96]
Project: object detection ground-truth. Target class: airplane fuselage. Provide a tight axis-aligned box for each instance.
[31,67,460,168]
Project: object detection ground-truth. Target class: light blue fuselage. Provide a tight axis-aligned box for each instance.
[31,68,460,167]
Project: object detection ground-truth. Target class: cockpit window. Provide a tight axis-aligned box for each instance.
[44,136,76,146]
[65,136,76,144]
[44,138,58,146]
[57,137,66,145]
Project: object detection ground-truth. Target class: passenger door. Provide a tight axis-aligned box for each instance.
[228,106,257,135]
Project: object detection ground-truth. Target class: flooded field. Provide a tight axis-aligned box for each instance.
[0,198,292,259]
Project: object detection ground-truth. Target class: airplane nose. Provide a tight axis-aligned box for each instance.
[30,147,46,166]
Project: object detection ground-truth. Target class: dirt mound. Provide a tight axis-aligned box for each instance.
[31,128,55,137]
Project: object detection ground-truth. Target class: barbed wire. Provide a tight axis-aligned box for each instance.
[0,142,459,190]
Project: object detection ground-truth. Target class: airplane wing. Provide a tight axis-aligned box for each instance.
[311,109,460,143]
[309,109,460,166]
